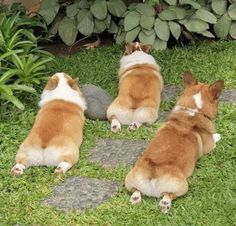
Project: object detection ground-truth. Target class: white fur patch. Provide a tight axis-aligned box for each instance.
[193,92,203,109]
[12,163,26,174]
[39,72,87,110]
[130,190,142,205]
[27,147,44,166]
[213,133,221,143]
[120,51,158,73]
[107,107,134,125]
[56,161,72,173]
[111,119,121,133]
[173,105,199,116]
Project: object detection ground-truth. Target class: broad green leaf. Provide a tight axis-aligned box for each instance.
[140,15,155,30]
[138,30,156,45]
[104,14,111,27]
[128,3,138,10]
[211,0,227,15]
[66,3,80,17]
[39,0,60,25]
[153,38,167,50]
[159,9,177,20]
[179,0,201,9]
[183,19,209,32]
[195,9,217,24]
[90,0,107,20]
[0,84,13,96]
[59,17,78,46]
[168,6,187,19]
[107,0,127,17]
[197,30,215,38]
[77,9,94,36]
[229,22,236,39]
[168,21,181,40]
[154,18,170,41]
[9,84,36,93]
[108,20,118,34]
[78,0,90,9]
[115,31,125,44]
[0,69,20,84]
[124,11,140,31]
[214,13,232,38]
[136,3,155,16]
[1,93,24,110]
[142,29,155,36]
[125,26,141,42]
[94,19,106,34]
[164,0,177,5]
[0,49,23,60]
[228,3,236,20]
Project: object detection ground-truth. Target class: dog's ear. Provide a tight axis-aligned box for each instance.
[124,42,134,55]
[209,80,224,100]
[141,44,152,53]
[183,71,197,88]
[45,77,59,90]
[68,77,79,90]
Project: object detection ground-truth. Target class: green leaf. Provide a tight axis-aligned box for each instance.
[78,0,90,9]
[229,22,236,39]
[107,0,127,17]
[197,30,215,38]
[183,19,209,32]
[90,0,107,20]
[136,3,155,16]
[125,26,141,42]
[9,84,36,93]
[159,9,177,20]
[211,0,227,16]
[228,3,236,20]
[168,6,187,20]
[77,9,94,36]
[59,17,78,46]
[195,9,217,24]
[104,14,111,27]
[138,30,156,45]
[108,20,118,34]
[115,31,125,44]
[39,0,60,25]
[0,84,13,96]
[164,0,177,5]
[128,3,138,10]
[179,0,201,9]
[168,21,181,40]
[66,3,80,17]
[94,19,106,34]
[124,11,140,31]
[154,18,170,41]
[140,15,155,30]
[142,29,155,36]
[153,38,167,50]
[0,69,20,84]
[214,13,232,38]
[1,92,24,110]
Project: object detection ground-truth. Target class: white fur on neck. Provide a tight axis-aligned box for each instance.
[193,92,203,109]
[120,51,159,73]
[39,72,87,110]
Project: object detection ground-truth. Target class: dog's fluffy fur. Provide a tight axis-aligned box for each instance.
[11,72,86,176]
[125,71,224,213]
[107,42,163,132]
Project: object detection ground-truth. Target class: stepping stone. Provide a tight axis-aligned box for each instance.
[162,85,180,101]
[220,89,236,103]
[43,177,119,211]
[89,139,148,167]
[159,111,169,121]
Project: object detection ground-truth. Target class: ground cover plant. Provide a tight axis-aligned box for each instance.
[0,40,235,225]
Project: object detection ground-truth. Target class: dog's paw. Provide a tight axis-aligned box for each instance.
[128,122,138,131]
[54,167,64,174]
[159,198,171,214]
[11,164,25,176]
[130,191,141,205]
[111,119,121,133]
[213,133,221,143]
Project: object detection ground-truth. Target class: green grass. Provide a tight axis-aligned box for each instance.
[0,40,236,226]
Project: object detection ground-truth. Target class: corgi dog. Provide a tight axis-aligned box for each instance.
[11,72,87,176]
[107,42,163,133]
[125,71,224,213]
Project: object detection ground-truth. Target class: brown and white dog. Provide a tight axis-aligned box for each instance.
[107,42,163,133]
[11,72,87,176]
[125,71,224,213]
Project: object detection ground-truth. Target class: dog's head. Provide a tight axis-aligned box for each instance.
[124,42,152,55]
[177,71,224,119]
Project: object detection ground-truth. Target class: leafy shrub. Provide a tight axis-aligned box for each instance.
[0,11,55,110]
[39,0,236,49]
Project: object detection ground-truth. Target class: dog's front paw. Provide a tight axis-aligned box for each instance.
[213,133,221,143]
[130,191,141,205]
[11,164,25,176]
[128,122,138,131]
[159,198,171,214]
[111,119,121,133]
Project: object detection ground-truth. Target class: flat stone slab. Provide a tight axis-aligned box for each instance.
[159,111,169,121]
[43,177,119,211]
[162,85,180,101]
[89,139,148,167]
[220,89,236,103]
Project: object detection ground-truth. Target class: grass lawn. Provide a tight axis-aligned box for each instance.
[0,40,236,226]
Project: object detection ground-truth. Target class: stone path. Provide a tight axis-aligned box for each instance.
[43,86,236,211]
[43,177,119,211]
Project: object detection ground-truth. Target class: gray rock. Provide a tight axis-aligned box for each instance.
[89,139,148,167]
[43,177,119,211]
[81,84,113,120]
[162,85,180,101]
[220,89,236,103]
